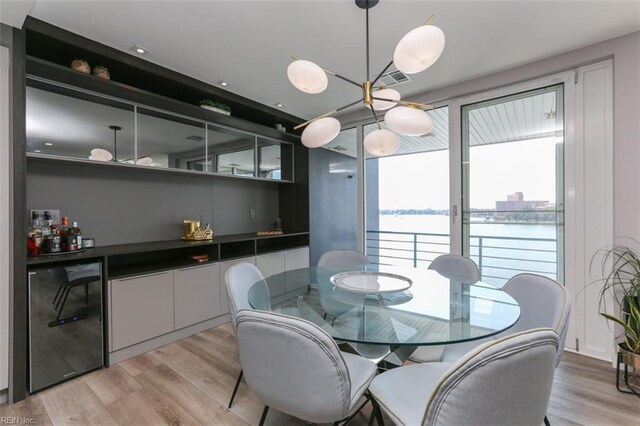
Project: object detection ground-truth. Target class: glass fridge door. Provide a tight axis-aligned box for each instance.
[28,261,104,392]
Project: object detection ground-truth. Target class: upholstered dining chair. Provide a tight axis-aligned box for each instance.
[318,249,370,267]
[317,249,390,362]
[235,309,378,425]
[368,328,559,426]
[409,254,480,363]
[428,254,480,282]
[439,273,571,364]
[224,262,271,411]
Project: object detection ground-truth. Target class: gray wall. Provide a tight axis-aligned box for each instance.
[309,148,358,266]
[27,163,279,246]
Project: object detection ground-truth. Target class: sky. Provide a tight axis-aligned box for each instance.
[374,136,560,211]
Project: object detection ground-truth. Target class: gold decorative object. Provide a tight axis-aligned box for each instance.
[71,59,90,74]
[182,220,214,240]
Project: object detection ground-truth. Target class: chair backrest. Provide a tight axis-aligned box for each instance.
[235,309,353,423]
[225,263,270,332]
[503,273,571,367]
[428,254,480,282]
[423,328,559,426]
[317,249,369,267]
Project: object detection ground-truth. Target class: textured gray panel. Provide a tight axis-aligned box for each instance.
[26,162,279,246]
[309,148,358,266]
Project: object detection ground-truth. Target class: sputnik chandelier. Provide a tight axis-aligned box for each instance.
[287,0,445,156]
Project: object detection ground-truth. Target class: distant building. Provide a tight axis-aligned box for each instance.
[496,192,549,211]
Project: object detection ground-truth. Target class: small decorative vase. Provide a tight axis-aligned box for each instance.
[92,66,110,80]
[70,59,90,74]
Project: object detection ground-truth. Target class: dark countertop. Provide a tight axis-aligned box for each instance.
[26,231,309,267]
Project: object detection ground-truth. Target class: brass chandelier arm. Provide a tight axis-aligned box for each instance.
[293,98,364,130]
[291,56,362,89]
[424,15,435,26]
[371,96,434,110]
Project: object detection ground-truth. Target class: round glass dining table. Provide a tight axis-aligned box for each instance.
[247,264,520,361]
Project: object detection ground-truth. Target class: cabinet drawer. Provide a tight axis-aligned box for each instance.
[256,252,285,296]
[174,263,221,329]
[109,271,174,351]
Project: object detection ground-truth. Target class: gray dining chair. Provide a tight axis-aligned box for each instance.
[235,309,378,425]
[439,273,571,364]
[224,262,271,411]
[318,249,370,267]
[368,328,559,426]
[428,254,480,282]
[318,249,389,362]
[409,254,480,363]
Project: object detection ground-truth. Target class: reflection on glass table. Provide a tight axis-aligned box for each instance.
[248,265,520,358]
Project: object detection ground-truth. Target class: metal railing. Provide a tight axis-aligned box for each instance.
[366,230,558,286]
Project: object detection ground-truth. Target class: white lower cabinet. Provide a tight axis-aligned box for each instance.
[256,252,286,296]
[219,257,256,314]
[174,263,221,330]
[284,247,310,292]
[110,271,175,351]
[109,247,308,352]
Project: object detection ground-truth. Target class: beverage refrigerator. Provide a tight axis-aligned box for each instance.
[28,260,104,392]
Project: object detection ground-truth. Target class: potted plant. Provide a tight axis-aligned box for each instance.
[199,99,231,116]
[595,245,640,389]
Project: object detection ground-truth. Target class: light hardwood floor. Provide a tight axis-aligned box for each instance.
[2,322,639,425]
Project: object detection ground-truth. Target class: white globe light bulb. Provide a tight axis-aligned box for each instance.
[363,129,400,157]
[384,106,433,136]
[371,88,401,111]
[394,25,445,74]
[301,117,341,148]
[287,60,328,94]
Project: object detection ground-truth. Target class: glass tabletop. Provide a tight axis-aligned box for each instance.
[247,264,520,347]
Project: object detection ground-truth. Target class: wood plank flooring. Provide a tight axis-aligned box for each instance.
[2,322,638,425]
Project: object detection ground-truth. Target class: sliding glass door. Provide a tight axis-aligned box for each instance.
[461,85,565,286]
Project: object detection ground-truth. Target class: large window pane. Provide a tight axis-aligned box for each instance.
[364,107,450,267]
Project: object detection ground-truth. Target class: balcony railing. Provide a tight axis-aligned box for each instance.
[366,230,558,286]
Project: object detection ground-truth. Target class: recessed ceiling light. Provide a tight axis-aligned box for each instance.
[218,80,229,87]
[44,142,53,146]
[130,45,149,55]
[34,150,41,153]
[275,103,284,108]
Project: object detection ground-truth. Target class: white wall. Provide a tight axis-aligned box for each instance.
[1,45,10,393]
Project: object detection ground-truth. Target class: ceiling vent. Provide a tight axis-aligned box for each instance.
[186,135,204,142]
[377,67,412,87]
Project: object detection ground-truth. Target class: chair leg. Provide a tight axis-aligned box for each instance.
[55,287,72,321]
[368,398,384,426]
[544,415,551,426]
[258,406,269,426]
[227,369,243,411]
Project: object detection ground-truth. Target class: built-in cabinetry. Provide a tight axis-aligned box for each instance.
[26,78,295,182]
[174,263,222,329]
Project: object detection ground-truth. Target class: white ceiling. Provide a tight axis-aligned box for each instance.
[18,1,640,120]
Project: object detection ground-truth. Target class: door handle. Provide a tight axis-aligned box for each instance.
[452,205,458,223]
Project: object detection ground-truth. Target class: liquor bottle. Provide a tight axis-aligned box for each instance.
[27,212,43,256]
[70,221,82,250]
[59,217,70,251]
[41,211,52,239]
